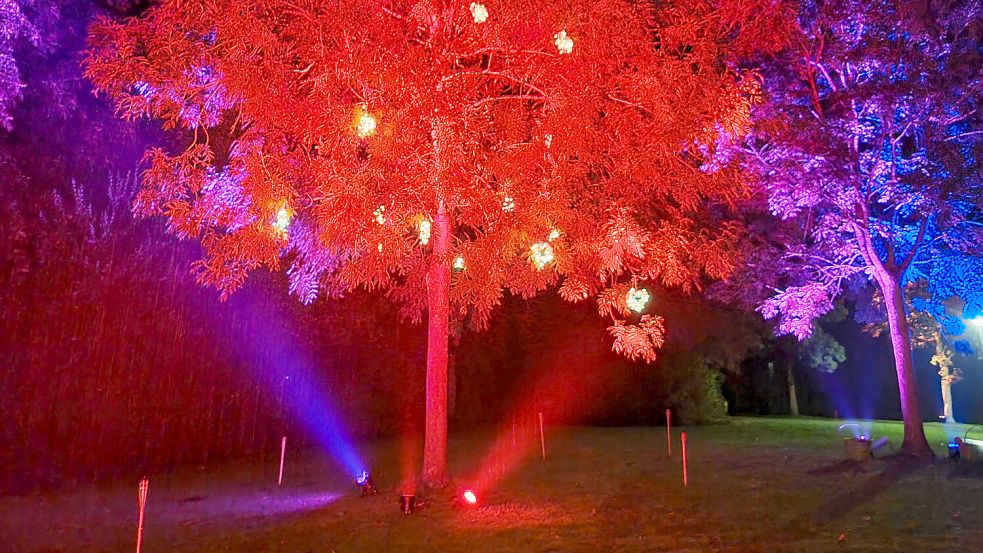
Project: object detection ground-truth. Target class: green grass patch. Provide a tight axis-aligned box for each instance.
[2,417,979,552]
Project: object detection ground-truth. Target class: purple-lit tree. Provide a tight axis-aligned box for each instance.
[748,0,982,455]
[0,0,35,129]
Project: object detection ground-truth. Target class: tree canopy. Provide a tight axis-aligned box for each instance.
[85,0,772,362]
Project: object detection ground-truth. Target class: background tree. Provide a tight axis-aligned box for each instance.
[86,0,772,484]
[792,322,846,416]
[747,0,982,455]
[866,281,980,424]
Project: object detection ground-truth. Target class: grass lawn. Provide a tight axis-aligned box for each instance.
[2,416,981,552]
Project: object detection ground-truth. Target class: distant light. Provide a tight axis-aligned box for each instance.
[502,195,515,213]
[463,489,477,505]
[469,2,488,24]
[418,219,432,245]
[548,228,561,242]
[453,255,466,272]
[530,242,554,269]
[970,318,983,328]
[356,111,377,138]
[554,30,574,54]
[273,205,291,233]
[356,471,377,496]
[374,205,386,225]
[626,287,650,313]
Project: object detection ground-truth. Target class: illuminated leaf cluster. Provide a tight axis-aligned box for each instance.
[86,0,770,362]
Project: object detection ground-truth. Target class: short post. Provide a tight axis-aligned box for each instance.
[680,432,688,486]
[136,477,149,553]
[278,436,287,486]
[538,412,546,460]
[666,408,672,457]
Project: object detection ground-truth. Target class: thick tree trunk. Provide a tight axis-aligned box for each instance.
[786,362,799,417]
[880,277,932,456]
[422,203,451,486]
[940,372,954,424]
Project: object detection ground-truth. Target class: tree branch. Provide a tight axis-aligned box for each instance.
[898,216,928,273]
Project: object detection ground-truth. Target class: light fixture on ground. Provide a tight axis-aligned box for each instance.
[399,493,416,514]
[356,470,377,496]
[462,489,477,505]
[948,439,961,460]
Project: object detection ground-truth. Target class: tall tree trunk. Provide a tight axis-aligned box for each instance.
[422,203,450,486]
[935,332,956,424]
[880,277,932,456]
[786,362,800,417]
[940,370,954,424]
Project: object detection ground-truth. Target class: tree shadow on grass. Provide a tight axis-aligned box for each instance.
[805,456,928,525]
[804,459,878,477]
[947,462,983,480]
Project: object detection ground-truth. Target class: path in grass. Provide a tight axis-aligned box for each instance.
[1,417,980,552]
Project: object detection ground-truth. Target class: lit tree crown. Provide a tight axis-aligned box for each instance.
[86,0,767,361]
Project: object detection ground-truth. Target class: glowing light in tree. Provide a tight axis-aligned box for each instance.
[469,2,488,24]
[626,287,650,313]
[355,110,377,138]
[418,219,432,245]
[530,242,554,270]
[377,243,383,253]
[554,30,574,54]
[548,228,561,242]
[462,489,477,505]
[373,205,386,225]
[502,196,515,213]
[453,255,465,272]
[273,205,291,233]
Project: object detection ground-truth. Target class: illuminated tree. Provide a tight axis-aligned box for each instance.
[749,0,982,455]
[86,0,767,483]
[867,278,983,425]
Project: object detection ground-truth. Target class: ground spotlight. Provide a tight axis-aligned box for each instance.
[399,494,416,515]
[356,470,377,497]
[462,489,477,505]
[948,438,961,460]
[843,435,872,461]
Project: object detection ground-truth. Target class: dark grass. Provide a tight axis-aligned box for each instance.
[2,417,981,552]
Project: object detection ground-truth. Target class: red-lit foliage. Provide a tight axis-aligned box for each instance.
[86,0,767,482]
